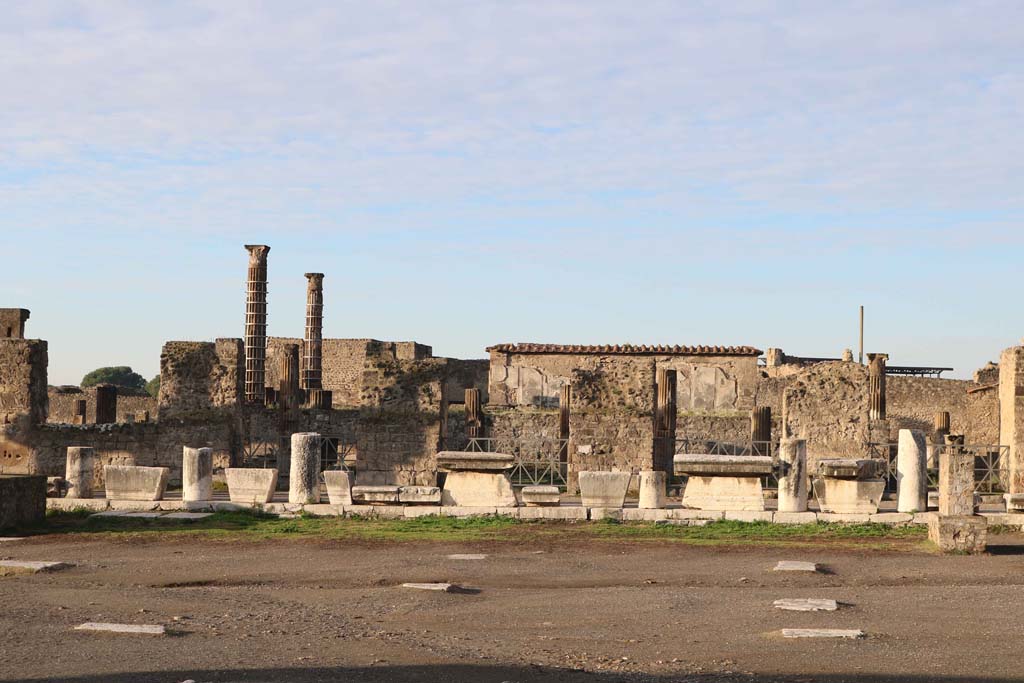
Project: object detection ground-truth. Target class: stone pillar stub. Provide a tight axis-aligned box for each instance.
[867,353,888,421]
[638,471,666,509]
[999,346,1024,494]
[289,432,321,504]
[939,439,974,516]
[896,429,927,513]
[65,446,95,499]
[182,447,213,502]
[777,438,808,513]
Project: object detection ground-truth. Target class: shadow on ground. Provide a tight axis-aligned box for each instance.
[15,666,1024,683]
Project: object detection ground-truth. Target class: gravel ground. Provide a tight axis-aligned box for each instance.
[2,531,1024,682]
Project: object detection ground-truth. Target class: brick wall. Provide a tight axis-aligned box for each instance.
[48,387,157,424]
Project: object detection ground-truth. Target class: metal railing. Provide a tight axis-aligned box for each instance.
[320,435,357,472]
[242,434,356,473]
[867,442,1008,495]
[463,437,568,488]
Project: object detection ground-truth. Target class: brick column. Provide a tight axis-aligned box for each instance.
[301,272,324,391]
[244,244,270,404]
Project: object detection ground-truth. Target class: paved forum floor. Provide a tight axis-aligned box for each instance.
[2,532,1024,682]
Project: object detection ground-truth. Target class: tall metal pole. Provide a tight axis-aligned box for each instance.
[859,305,864,365]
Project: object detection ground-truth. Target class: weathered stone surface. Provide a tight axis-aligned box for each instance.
[352,485,401,504]
[436,451,513,472]
[589,507,622,521]
[638,471,666,509]
[441,472,517,507]
[817,459,880,480]
[774,512,818,524]
[322,470,353,505]
[520,485,561,506]
[578,471,632,508]
[65,447,95,499]
[289,432,321,505]
[48,497,109,512]
[123,511,164,519]
[673,454,773,476]
[518,506,587,520]
[103,466,169,502]
[724,510,773,522]
[399,486,441,504]
[403,506,441,518]
[440,505,498,517]
[182,446,213,502]
[663,508,725,520]
[0,560,71,574]
[682,475,764,511]
[1004,494,1024,512]
[897,430,928,513]
[74,622,165,635]
[0,475,46,530]
[401,582,467,592]
[773,599,838,612]
[939,449,975,516]
[773,561,819,572]
[777,438,807,513]
[782,628,864,639]
[162,512,213,520]
[811,477,884,514]
[447,554,487,560]
[817,512,872,523]
[225,468,278,504]
[928,515,987,554]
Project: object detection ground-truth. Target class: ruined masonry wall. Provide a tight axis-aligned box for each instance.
[48,387,157,424]
[0,340,48,426]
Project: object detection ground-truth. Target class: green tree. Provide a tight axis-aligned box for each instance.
[80,366,147,391]
[146,375,161,398]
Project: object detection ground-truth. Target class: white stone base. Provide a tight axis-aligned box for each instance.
[812,478,884,514]
[225,468,278,504]
[682,476,764,511]
[441,471,517,507]
[578,472,632,508]
[104,466,170,502]
[322,470,353,505]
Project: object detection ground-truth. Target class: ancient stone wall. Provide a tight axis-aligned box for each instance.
[0,339,47,426]
[887,375,998,443]
[0,309,30,340]
[48,386,157,424]
[0,474,45,530]
[158,339,244,419]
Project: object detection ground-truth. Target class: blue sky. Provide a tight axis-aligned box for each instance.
[1,1,1021,384]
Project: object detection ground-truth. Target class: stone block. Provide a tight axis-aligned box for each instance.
[345,504,404,519]
[495,506,520,518]
[0,560,72,575]
[911,511,938,525]
[773,561,819,572]
[103,466,170,502]
[816,512,871,524]
[0,475,46,529]
[157,500,193,511]
[682,476,764,511]
[352,485,401,505]
[578,471,632,508]
[781,629,864,639]
[869,512,914,525]
[225,468,278,504]
[1004,493,1024,512]
[939,450,975,516]
[303,504,342,517]
[322,470,353,505]
[663,508,725,520]
[47,497,108,512]
[773,512,818,524]
[520,485,561,506]
[621,508,666,522]
[773,599,838,612]
[724,510,773,523]
[263,502,303,515]
[403,506,442,518]
[440,506,497,518]
[589,507,622,521]
[982,512,1024,528]
[441,472,516,507]
[399,486,442,504]
[182,447,213,502]
[817,459,881,480]
[108,499,161,512]
[673,454,773,476]
[74,623,165,636]
[517,506,587,520]
[928,515,987,554]
[210,501,252,513]
[811,477,884,514]
[436,451,513,472]
[638,471,666,509]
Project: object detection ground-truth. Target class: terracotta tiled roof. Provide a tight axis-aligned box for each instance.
[486,343,762,356]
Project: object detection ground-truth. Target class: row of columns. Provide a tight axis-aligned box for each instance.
[242,246,327,407]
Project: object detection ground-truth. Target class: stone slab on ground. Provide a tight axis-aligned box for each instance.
[773,512,818,524]
[123,512,165,519]
[90,510,130,518]
[162,512,214,521]
[401,582,461,592]
[773,561,820,572]
[773,599,838,612]
[0,560,72,574]
[781,628,864,639]
[520,485,561,506]
[725,510,773,523]
[74,622,165,635]
[517,506,587,521]
[447,554,487,560]
[0,537,26,542]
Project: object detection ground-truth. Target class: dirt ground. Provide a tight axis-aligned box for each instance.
[3,529,1024,683]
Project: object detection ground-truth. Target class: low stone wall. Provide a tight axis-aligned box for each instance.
[0,474,45,529]
[47,387,157,425]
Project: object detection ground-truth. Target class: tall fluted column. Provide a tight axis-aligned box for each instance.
[302,272,324,392]
[278,343,301,411]
[244,245,270,404]
[868,353,888,420]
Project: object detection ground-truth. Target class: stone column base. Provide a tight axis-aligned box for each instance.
[441,472,517,507]
[928,515,987,554]
[811,478,884,514]
[682,476,764,511]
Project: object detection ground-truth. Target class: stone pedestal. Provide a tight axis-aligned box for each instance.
[104,466,170,501]
[521,485,560,506]
[65,446,95,499]
[289,432,321,504]
[896,429,928,513]
[352,485,401,504]
[399,486,442,504]
[777,438,807,513]
[225,468,278,504]
[437,451,517,507]
[579,471,632,508]
[812,478,885,514]
[638,471,666,509]
[928,515,987,554]
[182,447,213,502]
[322,470,353,505]
[939,447,974,516]
[674,454,772,511]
